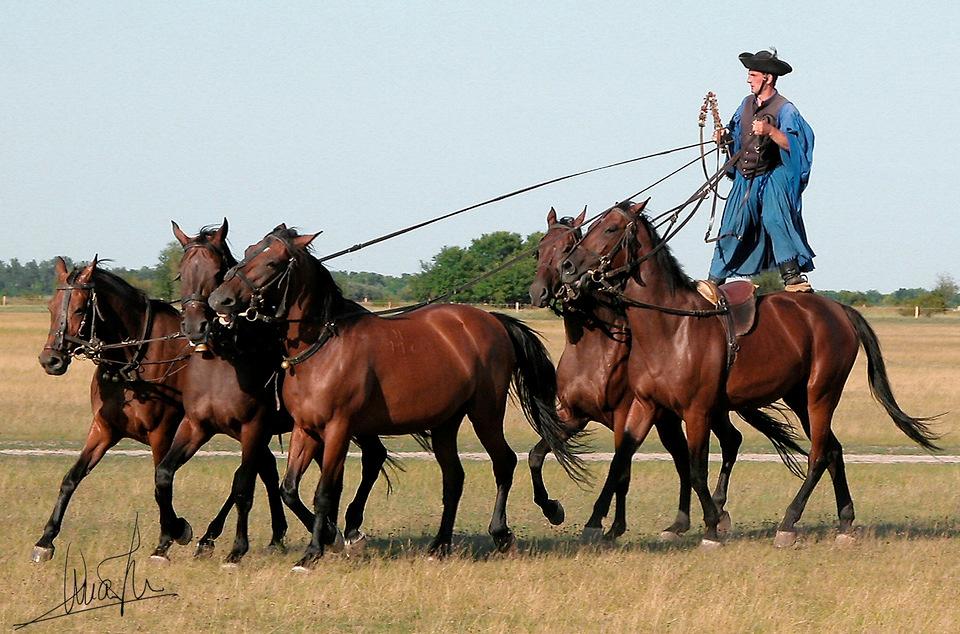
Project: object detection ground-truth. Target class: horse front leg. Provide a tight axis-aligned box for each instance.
[292,424,349,572]
[582,400,655,542]
[32,420,118,563]
[709,412,741,535]
[279,425,319,531]
[222,423,272,566]
[255,442,288,553]
[528,406,583,526]
[151,418,210,561]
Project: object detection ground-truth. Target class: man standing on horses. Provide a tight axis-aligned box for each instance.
[708,48,816,292]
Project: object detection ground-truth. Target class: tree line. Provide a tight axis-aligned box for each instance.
[2,236,957,310]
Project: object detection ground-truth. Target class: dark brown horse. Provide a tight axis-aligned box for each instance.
[209,226,584,570]
[560,201,940,546]
[34,257,191,562]
[529,207,804,541]
[152,220,394,564]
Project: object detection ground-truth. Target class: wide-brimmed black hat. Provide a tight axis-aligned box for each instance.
[738,48,792,76]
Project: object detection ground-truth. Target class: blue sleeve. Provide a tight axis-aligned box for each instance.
[726,96,750,177]
[777,102,815,195]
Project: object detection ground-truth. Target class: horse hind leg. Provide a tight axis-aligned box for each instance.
[427,421,465,559]
[195,495,233,558]
[342,434,388,550]
[775,395,839,548]
[467,399,519,554]
[256,443,289,552]
[825,432,856,542]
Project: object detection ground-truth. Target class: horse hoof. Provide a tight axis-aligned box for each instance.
[774,530,798,548]
[149,554,171,565]
[427,542,451,560]
[31,545,55,563]
[545,500,565,526]
[717,511,732,535]
[835,532,858,546]
[176,520,194,546]
[267,540,288,555]
[494,530,516,554]
[658,530,681,543]
[194,541,215,558]
[345,532,367,553]
[700,538,723,550]
[327,528,345,554]
[580,526,604,543]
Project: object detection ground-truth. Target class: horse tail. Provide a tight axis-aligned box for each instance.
[491,312,590,485]
[734,407,807,479]
[840,304,942,451]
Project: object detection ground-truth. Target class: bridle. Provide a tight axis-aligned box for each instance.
[44,280,100,357]
[221,233,300,324]
[562,208,728,319]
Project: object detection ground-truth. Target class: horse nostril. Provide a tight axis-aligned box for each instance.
[219,296,234,307]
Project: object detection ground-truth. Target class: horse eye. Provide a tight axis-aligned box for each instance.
[605,227,617,234]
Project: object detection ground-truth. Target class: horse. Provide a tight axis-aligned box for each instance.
[34,256,192,562]
[559,201,940,546]
[151,220,394,564]
[529,207,805,541]
[208,225,585,570]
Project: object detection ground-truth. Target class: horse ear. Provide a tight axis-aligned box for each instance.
[632,198,650,215]
[547,207,557,225]
[272,223,287,233]
[574,206,587,227]
[292,231,322,249]
[76,255,99,284]
[54,256,69,280]
[171,221,191,246]
[213,217,229,244]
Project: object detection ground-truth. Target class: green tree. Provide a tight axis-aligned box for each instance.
[154,241,182,300]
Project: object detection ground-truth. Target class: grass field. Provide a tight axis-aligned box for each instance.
[1,308,959,631]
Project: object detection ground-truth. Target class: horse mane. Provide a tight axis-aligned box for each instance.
[70,266,150,308]
[634,213,697,295]
[195,225,238,268]
[273,227,365,325]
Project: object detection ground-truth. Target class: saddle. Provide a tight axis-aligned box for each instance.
[696,280,759,370]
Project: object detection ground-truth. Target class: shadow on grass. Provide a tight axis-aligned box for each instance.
[325,516,960,562]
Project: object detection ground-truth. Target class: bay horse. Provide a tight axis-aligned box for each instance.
[151,220,393,564]
[529,207,804,541]
[209,225,585,570]
[560,201,940,546]
[34,256,192,562]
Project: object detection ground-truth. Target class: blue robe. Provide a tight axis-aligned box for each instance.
[708,94,815,279]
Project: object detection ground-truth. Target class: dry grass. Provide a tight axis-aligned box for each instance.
[1,308,959,631]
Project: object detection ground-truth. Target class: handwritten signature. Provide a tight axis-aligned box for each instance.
[15,514,177,629]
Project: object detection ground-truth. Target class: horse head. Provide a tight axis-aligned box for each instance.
[173,219,233,344]
[559,200,649,295]
[208,224,320,324]
[529,207,586,308]
[39,256,100,375]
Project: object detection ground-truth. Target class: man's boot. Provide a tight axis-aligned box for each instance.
[779,258,813,293]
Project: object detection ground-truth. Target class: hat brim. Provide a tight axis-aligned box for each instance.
[739,52,792,76]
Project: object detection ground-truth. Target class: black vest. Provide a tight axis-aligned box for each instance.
[736,93,788,178]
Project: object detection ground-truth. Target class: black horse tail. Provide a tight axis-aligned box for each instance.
[735,407,808,479]
[491,312,590,485]
[841,304,942,451]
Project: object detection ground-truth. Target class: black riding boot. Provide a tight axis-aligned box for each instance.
[778,259,812,292]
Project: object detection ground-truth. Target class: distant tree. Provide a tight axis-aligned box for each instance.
[153,241,182,300]
[751,270,782,295]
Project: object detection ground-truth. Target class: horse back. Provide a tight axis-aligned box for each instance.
[726,292,859,405]
[283,304,515,435]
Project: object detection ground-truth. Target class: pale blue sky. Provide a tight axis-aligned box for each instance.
[2,1,957,291]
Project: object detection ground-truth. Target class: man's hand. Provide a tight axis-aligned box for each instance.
[751,118,790,151]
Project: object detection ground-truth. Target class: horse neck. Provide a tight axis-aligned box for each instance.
[621,250,702,345]
[562,301,627,351]
[95,276,149,344]
[281,255,345,348]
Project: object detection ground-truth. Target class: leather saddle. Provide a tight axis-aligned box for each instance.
[696,280,759,369]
